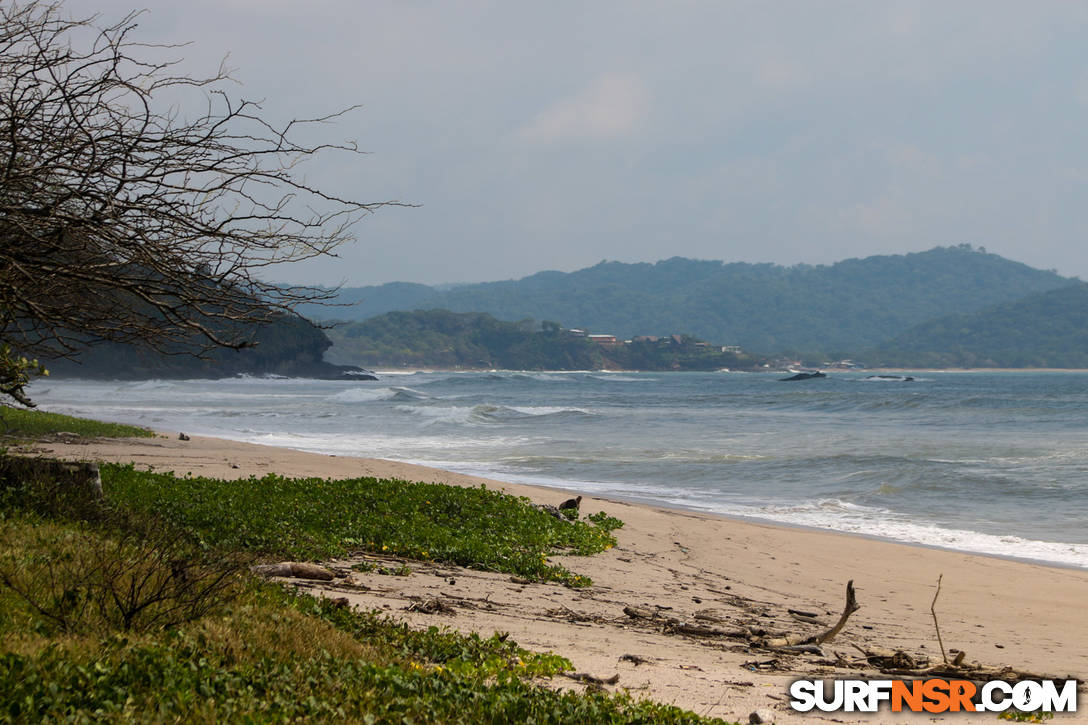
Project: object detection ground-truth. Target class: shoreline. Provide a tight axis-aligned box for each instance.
[27,430,1088,723]
[171,428,1085,574]
[368,367,1088,374]
[388,457,1088,574]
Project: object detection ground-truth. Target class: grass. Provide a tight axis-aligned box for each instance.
[0,406,154,439]
[102,465,622,587]
[0,485,731,723]
[0,411,734,723]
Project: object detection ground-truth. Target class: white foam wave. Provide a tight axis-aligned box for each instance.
[723,498,1088,568]
[331,386,427,403]
[394,405,476,424]
[507,405,593,416]
[393,403,592,425]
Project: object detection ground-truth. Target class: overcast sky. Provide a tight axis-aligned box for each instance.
[64,1,1088,286]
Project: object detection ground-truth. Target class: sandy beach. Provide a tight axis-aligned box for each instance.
[28,432,1088,723]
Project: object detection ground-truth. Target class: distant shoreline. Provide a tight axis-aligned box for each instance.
[368,366,1088,375]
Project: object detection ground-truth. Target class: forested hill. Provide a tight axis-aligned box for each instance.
[45,313,362,380]
[302,246,1070,355]
[325,310,758,371]
[869,283,1088,369]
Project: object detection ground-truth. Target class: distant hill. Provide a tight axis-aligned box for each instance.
[868,283,1088,368]
[46,313,362,380]
[304,246,1071,355]
[326,310,758,371]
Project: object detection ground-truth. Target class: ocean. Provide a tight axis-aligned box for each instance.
[28,370,1088,568]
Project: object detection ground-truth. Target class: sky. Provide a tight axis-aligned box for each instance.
[62,1,1088,286]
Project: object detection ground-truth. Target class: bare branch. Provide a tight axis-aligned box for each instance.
[0,1,409,403]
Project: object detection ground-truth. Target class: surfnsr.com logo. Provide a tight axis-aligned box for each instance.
[789,678,1078,714]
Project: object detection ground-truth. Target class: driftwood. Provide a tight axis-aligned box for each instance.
[563,671,620,686]
[615,578,1058,685]
[621,581,860,652]
[623,605,679,626]
[405,598,456,615]
[763,580,859,647]
[667,622,748,638]
[251,562,335,581]
[931,573,949,664]
[770,644,825,656]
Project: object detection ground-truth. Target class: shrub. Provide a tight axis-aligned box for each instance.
[103,466,620,586]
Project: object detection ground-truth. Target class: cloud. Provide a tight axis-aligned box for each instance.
[514,72,648,144]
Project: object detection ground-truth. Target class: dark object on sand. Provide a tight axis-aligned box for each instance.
[251,561,336,581]
[779,371,826,381]
[178,432,190,441]
[559,495,582,511]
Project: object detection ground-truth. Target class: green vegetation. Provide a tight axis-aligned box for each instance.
[0,454,728,723]
[352,560,413,576]
[327,309,757,371]
[311,246,1070,356]
[103,464,621,587]
[998,710,1054,722]
[44,312,357,381]
[330,310,603,369]
[0,406,153,439]
[870,283,1088,369]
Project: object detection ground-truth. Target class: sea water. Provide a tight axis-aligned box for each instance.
[28,371,1088,568]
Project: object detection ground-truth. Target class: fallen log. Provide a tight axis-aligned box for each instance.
[251,562,335,581]
[563,671,620,686]
[667,622,748,638]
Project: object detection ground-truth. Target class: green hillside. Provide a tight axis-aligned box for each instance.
[308,246,1069,355]
[869,283,1088,368]
[326,310,758,371]
[45,312,359,380]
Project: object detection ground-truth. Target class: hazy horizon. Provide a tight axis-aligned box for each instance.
[64,1,1088,287]
[297,245,1079,290]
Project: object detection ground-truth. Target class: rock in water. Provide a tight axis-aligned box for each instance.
[778,371,826,381]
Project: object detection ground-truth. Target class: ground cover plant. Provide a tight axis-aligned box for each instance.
[0,463,731,724]
[0,406,153,439]
[102,465,622,587]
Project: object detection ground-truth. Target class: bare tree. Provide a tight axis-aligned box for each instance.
[0,1,401,405]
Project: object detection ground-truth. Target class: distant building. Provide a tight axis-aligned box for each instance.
[587,334,618,345]
[567,328,587,337]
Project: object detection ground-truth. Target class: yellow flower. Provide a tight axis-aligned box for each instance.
[382,544,388,551]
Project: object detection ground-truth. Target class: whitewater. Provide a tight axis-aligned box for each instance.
[28,370,1088,568]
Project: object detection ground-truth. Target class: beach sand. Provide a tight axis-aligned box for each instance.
[28,433,1088,723]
